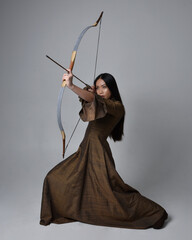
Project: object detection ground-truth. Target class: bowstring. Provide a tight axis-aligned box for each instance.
[65,19,103,154]
[93,16,102,80]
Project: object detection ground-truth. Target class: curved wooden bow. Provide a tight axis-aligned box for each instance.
[57,11,103,158]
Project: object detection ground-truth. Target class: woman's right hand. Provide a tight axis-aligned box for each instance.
[88,85,95,93]
[62,69,74,89]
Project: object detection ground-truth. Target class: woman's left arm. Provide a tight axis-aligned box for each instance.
[62,69,95,103]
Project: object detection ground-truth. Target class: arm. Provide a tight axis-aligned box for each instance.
[103,98,125,118]
[62,69,94,103]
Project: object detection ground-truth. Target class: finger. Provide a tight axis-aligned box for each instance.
[62,74,67,81]
[88,88,94,93]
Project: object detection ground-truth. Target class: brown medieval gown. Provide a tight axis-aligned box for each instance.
[40,95,168,229]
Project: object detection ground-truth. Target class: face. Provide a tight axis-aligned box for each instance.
[95,78,111,99]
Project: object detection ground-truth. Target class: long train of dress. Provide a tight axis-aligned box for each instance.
[40,95,168,229]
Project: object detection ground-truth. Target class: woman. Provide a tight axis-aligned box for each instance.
[40,70,168,229]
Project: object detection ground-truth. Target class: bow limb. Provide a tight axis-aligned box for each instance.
[58,11,103,158]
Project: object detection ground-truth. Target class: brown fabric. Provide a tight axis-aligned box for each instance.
[40,95,168,229]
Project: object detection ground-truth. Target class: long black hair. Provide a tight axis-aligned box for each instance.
[94,73,125,141]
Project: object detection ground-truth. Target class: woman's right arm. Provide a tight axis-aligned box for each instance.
[62,69,95,103]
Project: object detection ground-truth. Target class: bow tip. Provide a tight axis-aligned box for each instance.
[95,11,104,26]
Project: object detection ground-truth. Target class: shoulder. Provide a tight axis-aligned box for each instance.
[103,98,125,118]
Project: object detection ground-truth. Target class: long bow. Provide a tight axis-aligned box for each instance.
[57,12,103,158]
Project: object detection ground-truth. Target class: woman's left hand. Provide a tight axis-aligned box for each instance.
[62,69,74,89]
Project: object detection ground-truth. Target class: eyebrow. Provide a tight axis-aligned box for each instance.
[96,83,106,87]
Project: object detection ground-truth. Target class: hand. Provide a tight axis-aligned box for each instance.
[88,85,95,93]
[62,69,73,89]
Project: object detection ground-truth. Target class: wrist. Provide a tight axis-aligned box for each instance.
[68,83,75,90]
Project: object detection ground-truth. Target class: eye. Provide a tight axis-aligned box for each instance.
[102,85,108,90]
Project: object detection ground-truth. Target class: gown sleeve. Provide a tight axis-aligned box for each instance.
[79,94,124,122]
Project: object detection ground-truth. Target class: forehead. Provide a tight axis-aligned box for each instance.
[96,78,106,86]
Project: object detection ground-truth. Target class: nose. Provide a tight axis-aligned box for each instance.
[98,88,103,95]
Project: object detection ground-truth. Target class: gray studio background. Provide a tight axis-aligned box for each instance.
[0,0,191,239]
